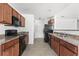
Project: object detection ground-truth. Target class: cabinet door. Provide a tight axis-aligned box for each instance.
[20,16,25,27]
[13,43,19,56]
[0,4,3,23]
[12,9,18,18]
[51,38,55,49]
[51,35,55,49]
[54,40,59,55]
[51,36,60,55]
[18,14,21,21]
[60,45,76,56]
[0,45,2,56]
[2,47,13,56]
[3,3,12,24]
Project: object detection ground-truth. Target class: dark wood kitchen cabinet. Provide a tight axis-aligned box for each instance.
[12,9,21,24]
[0,3,25,26]
[17,14,21,21]
[50,34,79,56]
[2,46,13,56]
[60,44,76,56]
[51,35,60,55]
[54,37,60,55]
[20,16,25,27]
[3,3,12,24]
[51,35,55,50]
[0,3,12,24]
[0,4,3,23]
[0,45,2,56]
[2,38,19,56]
[12,9,18,18]
[60,40,77,56]
[12,42,19,56]
[51,38,55,49]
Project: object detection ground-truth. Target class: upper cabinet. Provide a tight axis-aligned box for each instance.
[12,6,25,27]
[12,9,18,18]
[0,3,12,24]
[3,4,12,24]
[17,13,21,21]
[0,4,3,23]
[20,16,25,27]
[0,3,25,27]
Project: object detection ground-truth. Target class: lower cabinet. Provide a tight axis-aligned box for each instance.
[60,45,76,56]
[51,36,60,55]
[2,39,19,56]
[2,47,13,56]
[50,35,78,56]
[12,43,19,56]
[0,45,2,55]
[51,39,55,49]
[51,35,56,50]
[54,39,59,55]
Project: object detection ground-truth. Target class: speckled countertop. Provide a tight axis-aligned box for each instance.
[0,35,19,45]
[49,33,79,46]
[0,32,29,45]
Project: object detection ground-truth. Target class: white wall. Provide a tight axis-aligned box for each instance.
[34,18,54,39]
[55,4,79,19]
[54,17,79,35]
[24,14,34,44]
[34,18,52,39]
[54,3,79,35]
[54,17,77,30]
[54,4,79,30]
[0,24,5,35]
[34,20,44,38]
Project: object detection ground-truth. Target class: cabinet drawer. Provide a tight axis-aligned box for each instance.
[2,39,19,50]
[60,45,77,56]
[60,40,78,53]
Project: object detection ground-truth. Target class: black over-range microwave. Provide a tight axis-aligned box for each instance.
[5,30,17,36]
[12,16,20,26]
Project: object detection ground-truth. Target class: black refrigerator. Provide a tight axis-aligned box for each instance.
[43,24,53,44]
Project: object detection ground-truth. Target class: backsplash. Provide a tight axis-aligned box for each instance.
[0,24,5,34]
[0,24,27,35]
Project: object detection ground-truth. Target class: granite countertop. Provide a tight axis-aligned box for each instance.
[48,33,79,46]
[0,35,19,45]
[0,32,29,45]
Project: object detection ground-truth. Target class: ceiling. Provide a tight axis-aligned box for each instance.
[11,3,71,20]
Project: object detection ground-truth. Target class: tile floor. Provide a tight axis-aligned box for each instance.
[22,38,57,56]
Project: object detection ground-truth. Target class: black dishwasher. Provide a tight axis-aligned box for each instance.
[19,35,26,56]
